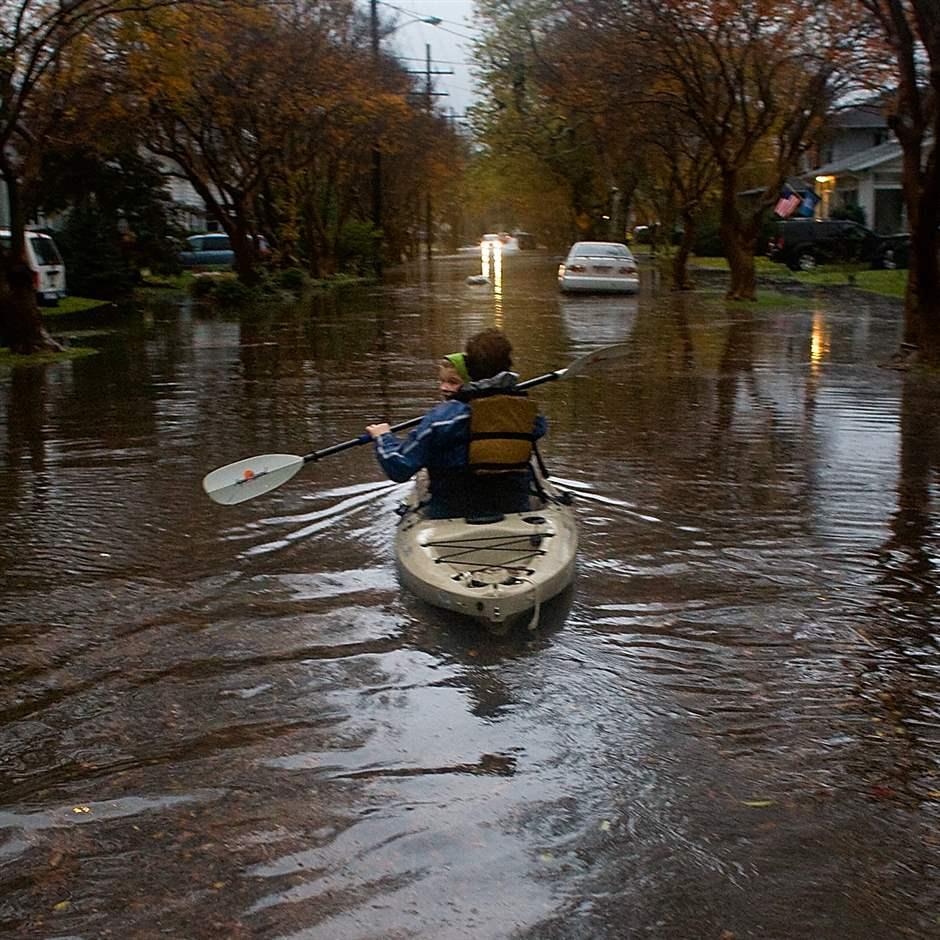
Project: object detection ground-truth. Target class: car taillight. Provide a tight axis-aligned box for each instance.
[568,264,585,273]
[32,269,39,290]
[618,266,635,274]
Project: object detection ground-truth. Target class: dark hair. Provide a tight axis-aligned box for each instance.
[464,328,513,380]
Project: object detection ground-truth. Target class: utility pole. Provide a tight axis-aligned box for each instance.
[371,4,447,274]
[370,0,383,278]
[405,48,450,265]
[425,43,433,264]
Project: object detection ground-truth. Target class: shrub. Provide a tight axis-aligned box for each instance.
[277,267,307,292]
[213,278,253,306]
[190,275,218,298]
[337,220,379,274]
[831,203,867,226]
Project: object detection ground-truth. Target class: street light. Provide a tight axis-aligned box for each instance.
[369,0,442,277]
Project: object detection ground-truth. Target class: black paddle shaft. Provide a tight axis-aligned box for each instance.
[301,369,565,465]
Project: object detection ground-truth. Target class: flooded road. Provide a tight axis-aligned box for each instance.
[1,254,938,938]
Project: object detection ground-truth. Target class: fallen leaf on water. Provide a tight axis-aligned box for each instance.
[926,791,940,800]
[52,900,71,912]
[599,820,611,831]
[742,800,774,808]
[71,806,91,814]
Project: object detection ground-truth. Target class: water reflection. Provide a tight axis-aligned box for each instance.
[559,293,638,348]
[1,267,938,938]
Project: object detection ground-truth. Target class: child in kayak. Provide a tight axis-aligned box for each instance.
[366,329,546,519]
[438,351,470,400]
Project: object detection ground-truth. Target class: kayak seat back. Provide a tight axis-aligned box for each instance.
[465,512,506,525]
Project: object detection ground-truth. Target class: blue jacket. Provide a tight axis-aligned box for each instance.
[374,371,547,517]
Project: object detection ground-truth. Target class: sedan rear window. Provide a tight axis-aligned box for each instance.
[572,244,631,258]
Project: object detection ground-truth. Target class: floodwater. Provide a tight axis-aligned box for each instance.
[1,254,938,939]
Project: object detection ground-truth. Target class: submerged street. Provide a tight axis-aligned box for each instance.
[1,254,938,938]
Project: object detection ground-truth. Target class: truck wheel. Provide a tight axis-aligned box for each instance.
[796,251,816,272]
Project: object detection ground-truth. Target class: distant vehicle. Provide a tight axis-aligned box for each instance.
[479,231,540,253]
[558,241,639,293]
[767,219,886,271]
[480,232,514,254]
[179,232,270,267]
[0,229,67,305]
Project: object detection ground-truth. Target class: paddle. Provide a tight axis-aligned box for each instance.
[202,342,630,505]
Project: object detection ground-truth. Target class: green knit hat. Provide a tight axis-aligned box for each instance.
[443,352,470,384]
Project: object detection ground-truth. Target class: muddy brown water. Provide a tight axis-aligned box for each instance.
[1,255,938,939]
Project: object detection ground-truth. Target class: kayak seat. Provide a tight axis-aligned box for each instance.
[465,512,506,525]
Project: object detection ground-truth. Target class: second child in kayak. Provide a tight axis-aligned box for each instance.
[366,328,547,519]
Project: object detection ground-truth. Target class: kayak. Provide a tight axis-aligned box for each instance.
[394,475,577,629]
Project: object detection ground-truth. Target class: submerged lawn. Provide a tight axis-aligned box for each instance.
[689,256,907,299]
[43,296,113,316]
[0,345,98,369]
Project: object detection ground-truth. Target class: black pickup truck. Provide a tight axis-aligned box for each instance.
[767,219,900,271]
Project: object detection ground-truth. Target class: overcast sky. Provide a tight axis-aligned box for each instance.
[368,0,481,119]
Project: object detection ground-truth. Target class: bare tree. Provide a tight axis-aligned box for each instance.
[856,0,940,364]
[624,0,864,300]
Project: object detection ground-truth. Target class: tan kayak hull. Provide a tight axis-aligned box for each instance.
[395,482,577,625]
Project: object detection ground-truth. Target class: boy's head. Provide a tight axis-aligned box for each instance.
[438,352,469,399]
[464,328,513,381]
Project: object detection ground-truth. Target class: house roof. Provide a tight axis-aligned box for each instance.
[810,138,904,176]
[829,104,888,129]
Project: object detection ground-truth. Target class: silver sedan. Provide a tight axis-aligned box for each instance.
[558,241,639,293]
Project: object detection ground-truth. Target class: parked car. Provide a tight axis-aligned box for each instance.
[0,229,67,305]
[558,241,639,293]
[767,219,886,271]
[178,233,270,267]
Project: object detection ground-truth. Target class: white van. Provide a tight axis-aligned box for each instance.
[0,229,68,304]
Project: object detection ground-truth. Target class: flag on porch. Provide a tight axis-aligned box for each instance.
[774,185,802,219]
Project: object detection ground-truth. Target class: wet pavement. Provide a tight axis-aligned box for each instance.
[1,254,938,938]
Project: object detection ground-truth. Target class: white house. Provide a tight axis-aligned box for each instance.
[803,104,907,233]
[807,139,907,234]
[0,157,213,234]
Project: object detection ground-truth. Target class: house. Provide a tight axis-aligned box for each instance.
[802,104,907,234]
[0,158,211,234]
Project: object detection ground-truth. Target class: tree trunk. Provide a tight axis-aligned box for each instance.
[672,211,696,291]
[898,141,940,363]
[720,169,757,300]
[0,166,61,354]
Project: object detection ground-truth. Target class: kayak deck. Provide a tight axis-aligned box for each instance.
[395,481,577,626]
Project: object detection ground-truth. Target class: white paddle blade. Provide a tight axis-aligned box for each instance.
[202,454,304,505]
[562,342,630,380]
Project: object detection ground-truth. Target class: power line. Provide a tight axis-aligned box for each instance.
[377,0,476,40]
[397,57,472,65]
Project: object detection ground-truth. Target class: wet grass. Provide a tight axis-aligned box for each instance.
[42,296,113,316]
[801,267,906,298]
[0,345,98,369]
[137,272,195,292]
[690,256,907,299]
